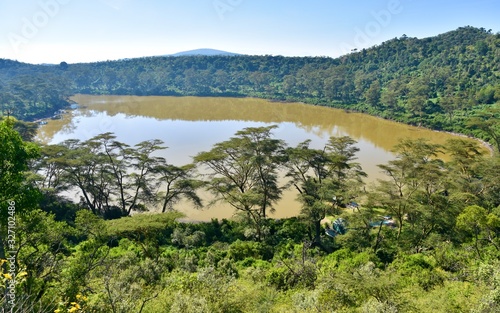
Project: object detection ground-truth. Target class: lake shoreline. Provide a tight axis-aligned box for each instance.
[69,93,496,156]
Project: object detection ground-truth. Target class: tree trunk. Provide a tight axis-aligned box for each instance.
[397,217,403,240]
[313,219,321,246]
[373,222,384,252]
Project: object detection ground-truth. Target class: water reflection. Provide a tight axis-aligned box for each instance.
[36,95,475,221]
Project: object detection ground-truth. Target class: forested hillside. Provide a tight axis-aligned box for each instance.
[1,26,500,312]
[1,117,500,312]
[1,26,499,143]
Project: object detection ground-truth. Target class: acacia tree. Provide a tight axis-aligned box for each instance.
[194,126,285,240]
[33,140,113,216]
[90,133,133,215]
[406,78,430,124]
[468,105,500,153]
[123,138,166,215]
[154,163,203,213]
[243,126,286,218]
[78,133,168,216]
[53,138,115,216]
[38,134,153,217]
[285,136,365,247]
[372,139,444,240]
[445,138,486,203]
[32,144,69,193]
[407,152,451,247]
[445,139,500,210]
[35,133,204,217]
[76,134,202,216]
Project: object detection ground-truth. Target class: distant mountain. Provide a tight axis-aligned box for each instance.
[169,48,241,57]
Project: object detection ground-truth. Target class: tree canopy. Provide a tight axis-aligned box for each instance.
[1,121,500,312]
[1,26,500,147]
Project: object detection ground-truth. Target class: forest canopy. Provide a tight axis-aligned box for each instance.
[1,26,500,312]
[1,26,500,148]
[1,118,500,312]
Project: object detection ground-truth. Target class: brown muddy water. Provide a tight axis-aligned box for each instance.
[36,95,478,221]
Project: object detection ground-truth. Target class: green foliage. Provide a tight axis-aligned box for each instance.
[0,118,40,216]
[456,205,489,235]
[0,72,72,121]
[194,125,286,241]
[390,253,446,290]
[7,209,72,310]
[3,27,500,146]
[318,260,408,311]
[2,196,499,312]
[171,227,206,249]
[456,205,500,258]
[156,163,204,213]
[228,240,272,262]
[274,217,309,243]
[472,261,500,312]
[38,192,81,223]
[410,280,483,313]
[33,134,203,217]
[105,212,182,236]
[87,255,167,313]
[467,104,500,153]
[285,136,366,247]
[3,49,500,310]
[320,248,381,274]
[266,257,317,291]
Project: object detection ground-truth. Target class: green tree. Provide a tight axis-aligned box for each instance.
[406,77,431,122]
[372,139,444,240]
[364,80,381,108]
[380,88,398,112]
[0,118,40,208]
[32,144,70,193]
[468,105,500,153]
[54,138,115,216]
[123,138,166,215]
[15,209,72,307]
[194,126,286,240]
[445,139,500,218]
[0,118,40,259]
[154,163,203,213]
[445,139,486,203]
[285,136,365,246]
[285,141,330,245]
[36,133,168,217]
[476,85,496,104]
[456,205,490,258]
[439,90,461,121]
[59,210,110,300]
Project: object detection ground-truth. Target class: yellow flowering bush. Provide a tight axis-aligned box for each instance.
[0,258,27,312]
[54,294,88,313]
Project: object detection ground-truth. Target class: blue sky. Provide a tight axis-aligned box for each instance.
[1,0,499,64]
